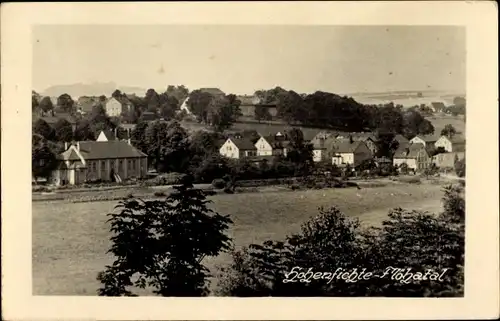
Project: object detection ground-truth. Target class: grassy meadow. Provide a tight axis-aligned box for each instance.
[33,181,446,296]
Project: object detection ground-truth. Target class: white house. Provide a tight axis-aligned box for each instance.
[329,139,373,167]
[409,134,440,147]
[393,143,430,171]
[434,135,466,153]
[105,97,123,117]
[219,137,257,159]
[255,134,288,157]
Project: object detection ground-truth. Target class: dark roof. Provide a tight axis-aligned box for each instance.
[76,96,100,113]
[199,88,225,96]
[332,139,363,153]
[99,130,117,141]
[413,134,440,143]
[229,138,257,151]
[394,134,409,144]
[263,135,290,149]
[60,141,147,160]
[394,142,427,159]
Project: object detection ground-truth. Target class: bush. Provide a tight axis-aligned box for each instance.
[217,187,465,297]
[212,178,226,189]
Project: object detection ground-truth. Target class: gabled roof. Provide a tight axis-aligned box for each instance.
[99,130,117,141]
[350,132,376,141]
[199,88,225,97]
[332,139,363,154]
[227,138,257,151]
[394,142,427,159]
[394,134,409,144]
[76,96,100,113]
[262,135,290,149]
[60,141,147,160]
[412,134,440,143]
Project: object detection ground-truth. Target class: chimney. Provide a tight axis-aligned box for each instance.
[127,138,131,145]
[64,142,68,150]
[76,142,80,151]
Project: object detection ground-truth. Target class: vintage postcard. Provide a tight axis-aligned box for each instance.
[1,1,499,320]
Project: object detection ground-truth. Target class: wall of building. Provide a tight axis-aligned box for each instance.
[434,136,452,152]
[256,138,273,156]
[220,140,240,159]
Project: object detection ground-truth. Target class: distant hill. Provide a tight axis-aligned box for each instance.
[39,82,151,98]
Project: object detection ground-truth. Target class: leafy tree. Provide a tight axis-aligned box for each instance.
[402,110,435,138]
[186,90,214,123]
[254,105,272,123]
[145,89,161,113]
[112,89,123,99]
[375,132,399,158]
[33,119,55,141]
[441,124,457,138]
[32,134,58,182]
[74,119,95,141]
[145,121,191,172]
[166,85,189,102]
[98,177,233,296]
[56,93,75,113]
[284,128,313,176]
[130,120,149,153]
[276,90,304,124]
[53,118,73,142]
[39,96,54,113]
[159,94,179,120]
[207,94,242,132]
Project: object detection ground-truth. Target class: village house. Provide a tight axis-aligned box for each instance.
[255,133,289,157]
[105,96,134,117]
[96,128,132,142]
[50,139,148,186]
[431,135,466,168]
[434,134,466,153]
[329,138,373,167]
[409,134,440,147]
[393,143,430,171]
[219,137,258,159]
[76,96,100,114]
[350,132,378,155]
[311,136,336,162]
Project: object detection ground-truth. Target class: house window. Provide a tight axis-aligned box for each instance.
[101,161,106,171]
[92,162,97,172]
[110,160,115,169]
[227,146,232,151]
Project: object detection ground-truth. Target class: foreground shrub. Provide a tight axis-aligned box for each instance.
[217,184,465,297]
[211,178,226,189]
[97,176,233,296]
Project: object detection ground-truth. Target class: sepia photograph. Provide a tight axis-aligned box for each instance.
[31,23,468,297]
[2,2,499,320]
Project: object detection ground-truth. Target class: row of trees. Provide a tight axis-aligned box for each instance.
[250,87,436,139]
[97,176,465,296]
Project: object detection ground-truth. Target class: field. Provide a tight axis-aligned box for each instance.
[427,114,466,135]
[33,181,446,296]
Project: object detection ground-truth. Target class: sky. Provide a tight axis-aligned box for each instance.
[32,25,465,95]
